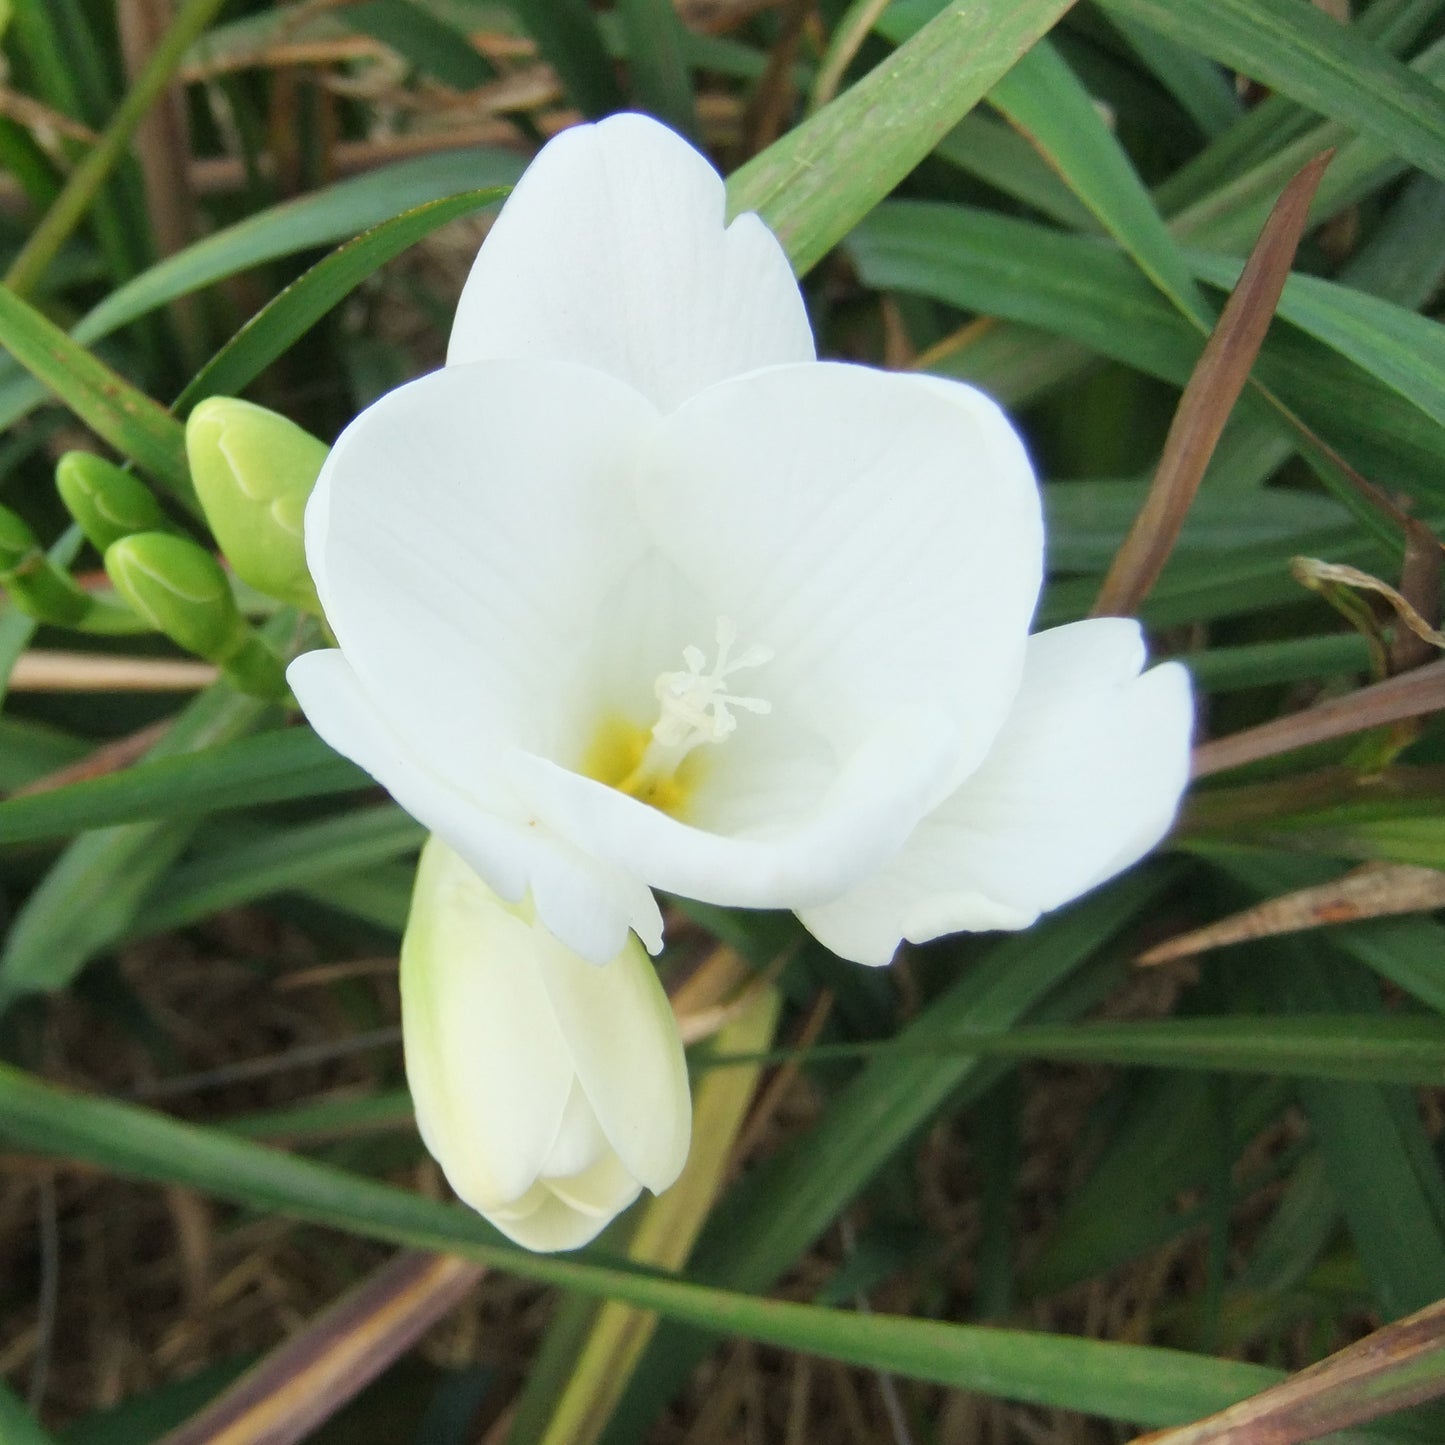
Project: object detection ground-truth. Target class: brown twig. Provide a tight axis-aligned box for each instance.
[154,1251,483,1445]
[1094,152,1334,618]
[1191,657,1445,777]
[1130,1296,1445,1445]
[10,719,173,797]
[7,653,218,692]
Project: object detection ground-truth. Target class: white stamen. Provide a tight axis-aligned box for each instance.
[632,618,772,789]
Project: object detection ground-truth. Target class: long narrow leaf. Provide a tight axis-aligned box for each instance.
[727,0,1077,275]
[0,1059,1289,1427]
[0,283,193,504]
[0,728,366,843]
[1099,0,1445,187]
[173,187,509,411]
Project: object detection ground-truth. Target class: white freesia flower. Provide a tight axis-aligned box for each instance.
[402,836,690,1250]
[289,112,1192,971]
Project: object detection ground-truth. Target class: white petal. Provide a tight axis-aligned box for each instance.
[509,707,958,910]
[288,650,662,962]
[532,923,691,1193]
[485,1162,642,1251]
[639,363,1044,792]
[799,620,1194,965]
[400,838,574,1211]
[304,358,657,777]
[447,113,814,411]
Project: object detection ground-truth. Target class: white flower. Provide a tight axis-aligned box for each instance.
[402,836,690,1251]
[288,112,1192,969]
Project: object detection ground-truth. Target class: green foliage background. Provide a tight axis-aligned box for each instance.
[2,0,1445,1439]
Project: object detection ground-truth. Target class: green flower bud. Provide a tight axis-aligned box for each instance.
[56,452,174,553]
[186,397,326,614]
[105,532,287,697]
[0,504,91,625]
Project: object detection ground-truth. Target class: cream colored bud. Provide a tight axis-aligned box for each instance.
[401,837,691,1251]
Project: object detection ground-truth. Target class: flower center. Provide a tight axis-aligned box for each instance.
[581,618,772,816]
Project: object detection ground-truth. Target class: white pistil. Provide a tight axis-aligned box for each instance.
[629,618,772,791]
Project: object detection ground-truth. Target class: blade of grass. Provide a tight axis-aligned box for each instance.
[1192,659,1445,777]
[983,36,1211,326]
[1027,1074,1290,1299]
[172,186,509,410]
[5,0,229,298]
[1092,153,1331,617]
[518,971,782,1445]
[7,0,152,290]
[1268,940,1445,1320]
[1106,14,1241,140]
[1188,247,1445,434]
[126,806,425,938]
[616,0,699,140]
[1132,1297,1445,1445]
[0,149,527,435]
[0,283,194,506]
[761,1015,1445,1086]
[501,0,623,117]
[0,615,309,1008]
[1097,0,1445,187]
[0,728,366,843]
[727,0,1078,276]
[597,870,1173,1442]
[341,0,495,91]
[0,1058,1291,1427]
[1154,0,1444,215]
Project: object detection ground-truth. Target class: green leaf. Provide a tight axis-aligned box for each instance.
[501,0,623,118]
[4,0,230,298]
[1155,0,1444,215]
[616,0,699,139]
[173,187,509,411]
[342,0,495,91]
[0,1382,56,1445]
[838,1015,1445,1085]
[1028,1074,1290,1298]
[129,806,425,938]
[1098,0,1445,187]
[1188,248,1445,434]
[727,0,1076,275]
[0,726,365,844]
[981,37,1212,326]
[0,527,81,710]
[0,1058,1289,1427]
[1043,477,1348,573]
[0,615,309,1007]
[1107,13,1242,139]
[600,870,1173,1441]
[0,149,526,435]
[0,283,194,506]
[1180,634,1372,695]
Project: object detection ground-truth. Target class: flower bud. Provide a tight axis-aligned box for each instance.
[401,837,691,1251]
[185,397,326,614]
[56,451,174,553]
[105,532,287,697]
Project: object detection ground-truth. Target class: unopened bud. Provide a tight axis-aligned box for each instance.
[105,532,286,697]
[56,452,174,553]
[186,397,326,614]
